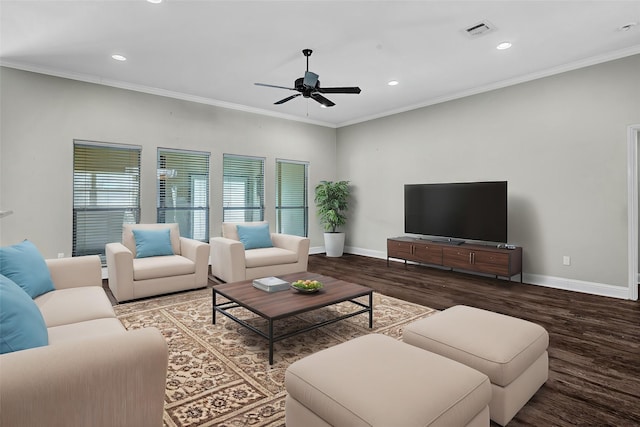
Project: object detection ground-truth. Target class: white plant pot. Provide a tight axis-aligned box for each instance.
[324,232,345,257]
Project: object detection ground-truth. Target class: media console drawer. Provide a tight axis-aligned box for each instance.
[387,237,522,282]
[387,240,443,264]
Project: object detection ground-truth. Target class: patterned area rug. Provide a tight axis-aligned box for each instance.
[114,287,436,427]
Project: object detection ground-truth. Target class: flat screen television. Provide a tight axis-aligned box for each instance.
[404,181,507,244]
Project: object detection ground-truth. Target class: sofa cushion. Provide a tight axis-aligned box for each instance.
[0,275,49,354]
[237,223,273,249]
[0,240,55,298]
[35,287,116,328]
[123,223,181,257]
[132,255,195,281]
[133,228,174,258]
[47,318,125,345]
[244,247,298,268]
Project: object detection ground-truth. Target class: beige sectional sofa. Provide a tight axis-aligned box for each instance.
[0,255,168,427]
[210,221,310,283]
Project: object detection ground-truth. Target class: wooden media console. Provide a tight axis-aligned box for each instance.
[387,236,523,282]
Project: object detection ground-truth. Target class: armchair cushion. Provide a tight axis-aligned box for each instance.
[0,275,48,354]
[245,247,299,268]
[0,240,54,298]
[237,223,273,249]
[132,255,196,281]
[222,221,268,241]
[123,223,181,257]
[132,228,174,258]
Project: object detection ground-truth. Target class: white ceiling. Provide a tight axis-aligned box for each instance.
[1,1,639,128]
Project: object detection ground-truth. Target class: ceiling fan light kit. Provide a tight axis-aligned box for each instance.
[255,49,361,108]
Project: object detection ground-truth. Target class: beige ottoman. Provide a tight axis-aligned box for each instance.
[403,305,549,426]
[285,333,492,427]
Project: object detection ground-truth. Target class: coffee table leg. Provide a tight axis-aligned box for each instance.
[268,319,274,365]
[212,288,217,325]
[368,292,373,328]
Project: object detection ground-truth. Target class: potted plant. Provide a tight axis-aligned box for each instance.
[314,180,350,257]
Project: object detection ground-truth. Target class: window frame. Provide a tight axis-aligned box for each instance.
[222,154,265,223]
[275,158,309,237]
[72,140,141,263]
[156,147,210,242]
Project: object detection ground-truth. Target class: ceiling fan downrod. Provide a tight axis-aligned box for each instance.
[302,49,312,72]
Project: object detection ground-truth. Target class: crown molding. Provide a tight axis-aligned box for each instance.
[336,45,640,128]
[0,61,337,129]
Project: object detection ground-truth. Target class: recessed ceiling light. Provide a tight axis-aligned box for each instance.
[388,80,399,86]
[147,0,162,3]
[111,54,127,61]
[496,42,512,50]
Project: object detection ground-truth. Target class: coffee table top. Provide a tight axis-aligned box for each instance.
[213,272,372,320]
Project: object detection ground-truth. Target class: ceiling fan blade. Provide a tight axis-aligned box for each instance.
[316,86,362,94]
[310,93,335,107]
[255,82,296,91]
[274,94,301,105]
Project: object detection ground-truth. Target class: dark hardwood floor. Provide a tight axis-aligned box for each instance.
[307,253,640,427]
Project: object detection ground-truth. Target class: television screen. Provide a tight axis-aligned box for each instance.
[404,181,507,243]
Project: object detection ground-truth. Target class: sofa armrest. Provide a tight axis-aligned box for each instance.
[45,255,102,290]
[105,242,135,302]
[180,237,210,286]
[210,237,246,283]
[0,327,168,427]
[271,234,311,262]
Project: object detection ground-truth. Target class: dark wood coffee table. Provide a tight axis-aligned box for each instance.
[212,272,373,364]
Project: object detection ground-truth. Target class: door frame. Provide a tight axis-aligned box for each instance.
[627,124,639,300]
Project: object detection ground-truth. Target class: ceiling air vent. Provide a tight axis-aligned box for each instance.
[464,21,495,37]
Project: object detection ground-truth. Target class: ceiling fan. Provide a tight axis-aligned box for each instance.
[255,49,361,108]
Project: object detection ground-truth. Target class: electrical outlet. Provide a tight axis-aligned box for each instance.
[57,252,64,259]
[563,256,571,266]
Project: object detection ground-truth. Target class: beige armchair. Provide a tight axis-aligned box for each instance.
[210,221,310,283]
[106,223,210,302]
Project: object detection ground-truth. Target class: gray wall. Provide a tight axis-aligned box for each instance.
[337,54,640,291]
[2,56,639,296]
[0,67,337,258]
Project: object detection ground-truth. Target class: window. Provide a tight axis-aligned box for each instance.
[73,141,141,262]
[223,154,264,222]
[276,159,308,236]
[157,148,210,241]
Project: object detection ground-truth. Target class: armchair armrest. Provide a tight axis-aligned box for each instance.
[0,328,168,427]
[179,237,210,286]
[105,242,135,302]
[210,237,246,283]
[45,255,102,290]
[271,234,311,262]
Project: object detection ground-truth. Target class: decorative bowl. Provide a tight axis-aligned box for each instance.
[291,279,323,293]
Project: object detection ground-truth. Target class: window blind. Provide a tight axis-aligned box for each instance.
[223,154,265,222]
[157,148,210,241]
[73,141,141,263]
[276,160,308,236]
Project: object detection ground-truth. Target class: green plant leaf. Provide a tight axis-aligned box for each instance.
[314,180,350,232]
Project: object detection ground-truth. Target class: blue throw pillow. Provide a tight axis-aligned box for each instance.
[0,240,55,298]
[0,274,49,354]
[132,228,174,258]
[236,223,273,250]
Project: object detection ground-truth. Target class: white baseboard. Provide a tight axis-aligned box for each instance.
[523,274,630,300]
[343,246,632,300]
